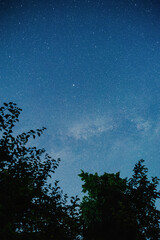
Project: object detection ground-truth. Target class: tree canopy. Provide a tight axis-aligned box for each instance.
[79,160,160,240]
[0,102,81,240]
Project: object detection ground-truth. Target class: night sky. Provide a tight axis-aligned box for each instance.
[1,0,160,199]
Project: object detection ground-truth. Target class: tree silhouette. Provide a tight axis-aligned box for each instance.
[127,159,160,240]
[79,160,160,240]
[0,102,81,240]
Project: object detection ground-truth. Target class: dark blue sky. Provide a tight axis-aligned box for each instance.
[1,0,160,198]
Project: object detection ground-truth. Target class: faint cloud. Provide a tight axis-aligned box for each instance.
[67,116,115,140]
[130,117,151,133]
[154,121,160,135]
[50,146,75,163]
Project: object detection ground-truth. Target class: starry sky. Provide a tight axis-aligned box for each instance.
[1,0,160,199]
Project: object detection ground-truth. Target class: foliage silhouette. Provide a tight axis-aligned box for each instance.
[0,102,81,240]
[127,159,160,240]
[79,160,160,240]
